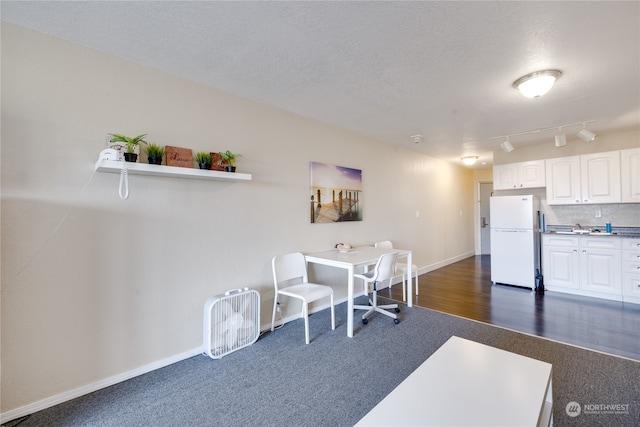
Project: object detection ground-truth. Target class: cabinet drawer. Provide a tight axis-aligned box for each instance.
[621,250,640,262]
[622,239,640,251]
[623,260,640,274]
[580,237,621,250]
[542,235,579,247]
[622,272,640,299]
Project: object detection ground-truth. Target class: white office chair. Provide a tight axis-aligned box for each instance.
[374,240,419,301]
[271,252,335,344]
[353,252,400,324]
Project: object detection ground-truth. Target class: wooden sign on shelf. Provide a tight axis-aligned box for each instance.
[166,146,193,168]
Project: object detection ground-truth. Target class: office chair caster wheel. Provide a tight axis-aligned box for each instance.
[362,318,368,325]
[394,319,400,324]
[395,307,400,313]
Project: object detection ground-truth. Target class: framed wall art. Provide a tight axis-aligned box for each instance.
[309,161,363,223]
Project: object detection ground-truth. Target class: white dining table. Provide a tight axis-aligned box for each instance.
[305,246,413,338]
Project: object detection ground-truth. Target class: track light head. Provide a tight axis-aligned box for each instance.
[501,140,514,153]
[577,128,596,142]
[555,131,567,147]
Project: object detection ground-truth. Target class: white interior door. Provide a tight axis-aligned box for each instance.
[480,182,493,254]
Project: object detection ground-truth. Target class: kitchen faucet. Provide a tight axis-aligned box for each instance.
[574,223,582,230]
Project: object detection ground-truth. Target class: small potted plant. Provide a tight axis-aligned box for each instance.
[108,133,148,162]
[195,152,213,169]
[219,150,241,172]
[144,142,165,165]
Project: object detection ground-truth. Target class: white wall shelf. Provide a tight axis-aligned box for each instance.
[94,159,252,181]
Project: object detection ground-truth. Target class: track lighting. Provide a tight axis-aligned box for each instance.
[500,139,514,153]
[513,69,562,99]
[490,120,595,151]
[461,156,478,166]
[554,128,566,147]
[577,124,596,142]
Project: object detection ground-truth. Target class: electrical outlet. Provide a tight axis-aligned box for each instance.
[276,303,281,313]
[595,209,602,218]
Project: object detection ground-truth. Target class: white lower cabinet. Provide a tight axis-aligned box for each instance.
[542,235,627,302]
[543,235,580,289]
[621,239,640,304]
[579,238,621,296]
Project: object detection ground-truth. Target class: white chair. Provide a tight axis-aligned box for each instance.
[353,252,400,324]
[374,240,419,301]
[271,252,335,344]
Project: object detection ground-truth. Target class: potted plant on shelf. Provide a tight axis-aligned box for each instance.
[219,150,241,172]
[144,142,165,165]
[195,152,213,170]
[108,133,148,162]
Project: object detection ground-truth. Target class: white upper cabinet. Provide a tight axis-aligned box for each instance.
[580,151,621,204]
[493,160,545,190]
[493,164,518,190]
[545,156,581,204]
[620,147,640,203]
[546,151,621,205]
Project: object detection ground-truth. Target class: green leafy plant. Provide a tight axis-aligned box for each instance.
[219,150,241,167]
[144,142,165,159]
[195,151,213,168]
[108,133,148,153]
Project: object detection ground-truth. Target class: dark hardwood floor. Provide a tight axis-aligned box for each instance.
[384,255,640,361]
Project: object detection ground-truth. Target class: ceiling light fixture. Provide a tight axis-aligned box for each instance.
[500,138,514,153]
[461,156,478,166]
[513,69,562,99]
[576,123,596,142]
[554,127,566,147]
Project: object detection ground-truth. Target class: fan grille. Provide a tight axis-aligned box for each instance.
[203,288,260,359]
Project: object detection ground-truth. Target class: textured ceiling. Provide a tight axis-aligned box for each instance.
[2,1,639,168]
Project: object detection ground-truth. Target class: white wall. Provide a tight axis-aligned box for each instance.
[1,23,475,415]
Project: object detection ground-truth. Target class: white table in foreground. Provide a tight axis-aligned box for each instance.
[305,246,412,338]
[356,336,553,427]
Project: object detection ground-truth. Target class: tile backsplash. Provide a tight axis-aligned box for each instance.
[494,188,640,227]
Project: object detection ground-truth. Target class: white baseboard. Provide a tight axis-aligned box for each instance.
[0,347,202,424]
[420,251,475,275]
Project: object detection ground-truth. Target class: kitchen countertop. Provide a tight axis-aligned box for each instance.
[544,225,640,239]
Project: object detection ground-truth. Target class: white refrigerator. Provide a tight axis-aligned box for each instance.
[490,195,540,289]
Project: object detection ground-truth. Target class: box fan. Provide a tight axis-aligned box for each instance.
[203,288,260,359]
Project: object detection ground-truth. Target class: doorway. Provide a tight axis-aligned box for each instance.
[479,182,493,254]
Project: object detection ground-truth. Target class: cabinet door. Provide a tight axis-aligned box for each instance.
[493,164,518,190]
[542,236,580,289]
[546,156,581,205]
[621,148,640,203]
[580,151,621,204]
[518,160,546,188]
[580,248,621,295]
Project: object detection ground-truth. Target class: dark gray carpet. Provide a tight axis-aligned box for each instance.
[6,298,640,427]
